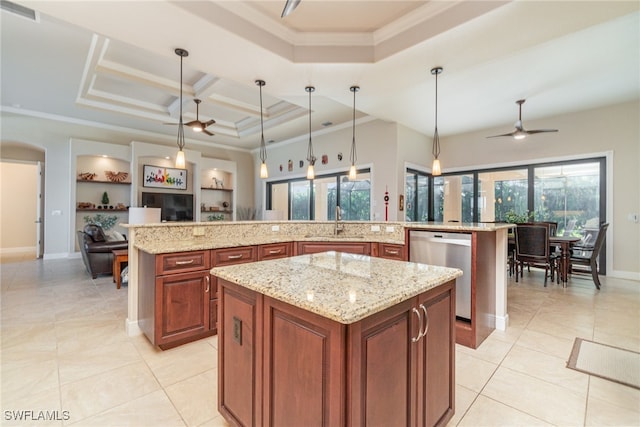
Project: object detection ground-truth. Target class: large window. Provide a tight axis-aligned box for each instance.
[267,169,371,221]
[478,169,528,222]
[433,174,474,222]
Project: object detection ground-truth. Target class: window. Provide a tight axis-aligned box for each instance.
[434,174,474,222]
[267,168,371,221]
[405,169,429,221]
[478,169,528,222]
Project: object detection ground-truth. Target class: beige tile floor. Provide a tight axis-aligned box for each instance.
[1,253,639,426]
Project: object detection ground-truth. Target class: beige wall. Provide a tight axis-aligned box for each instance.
[439,101,640,278]
[0,161,38,252]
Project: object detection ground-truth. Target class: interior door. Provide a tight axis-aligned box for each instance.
[36,161,44,258]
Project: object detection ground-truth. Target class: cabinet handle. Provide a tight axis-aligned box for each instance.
[386,249,400,255]
[175,259,195,265]
[268,249,282,254]
[205,275,210,293]
[411,307,423,343]
[420,304,429,338]
[227,254,243,260]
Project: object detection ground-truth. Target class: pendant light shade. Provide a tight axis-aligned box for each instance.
[174,48,188,168]
[348,85,359,180]
[431,66,443,176]
[305,86,316,180]
[256,80,268,179]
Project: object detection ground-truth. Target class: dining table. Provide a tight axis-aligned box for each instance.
[550,235,581,286]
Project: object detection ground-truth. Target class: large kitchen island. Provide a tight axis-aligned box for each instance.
[211,251,462,427]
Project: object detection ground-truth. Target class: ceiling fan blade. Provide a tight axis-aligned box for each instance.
[525,129,559,135]
[184,120,199,127]
[203,119,216,127]
[486,131,517,139]
[163,122,178,125]
[203,129,214,136]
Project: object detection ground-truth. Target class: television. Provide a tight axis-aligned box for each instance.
[141,192,194,222]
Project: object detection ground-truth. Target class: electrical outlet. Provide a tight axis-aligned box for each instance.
[272,225,280,232]
[385,226,395,233]
[629,213,639,223]
[371,225,381,232]
[192,227,205,236]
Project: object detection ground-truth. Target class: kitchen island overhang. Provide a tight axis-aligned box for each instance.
[211,251,462,426]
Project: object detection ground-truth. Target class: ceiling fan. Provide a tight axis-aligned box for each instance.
[185,99,215,136]
[486,99,558,140]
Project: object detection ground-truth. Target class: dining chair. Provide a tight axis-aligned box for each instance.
[570,223,609,289]
[514,223,559,285]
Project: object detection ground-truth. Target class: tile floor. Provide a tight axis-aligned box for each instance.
[1,253,639,426]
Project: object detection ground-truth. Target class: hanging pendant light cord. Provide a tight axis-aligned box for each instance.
[258,81,267,163]
[350,86,358,165]
[176,50,186,151]
[306,86,315,164]
[432,69,440,160]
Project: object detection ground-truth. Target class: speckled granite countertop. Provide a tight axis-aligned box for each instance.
[211,251,462,324]
[129,221,511,254]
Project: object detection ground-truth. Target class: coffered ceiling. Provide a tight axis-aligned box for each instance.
[1,1,639,154]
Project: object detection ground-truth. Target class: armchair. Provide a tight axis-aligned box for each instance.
[77,224,128,279]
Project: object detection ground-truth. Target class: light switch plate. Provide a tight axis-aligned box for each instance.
[385,226,395,233]
[371,225,381,232]
[272,225,280,232]
[192,227,205,236]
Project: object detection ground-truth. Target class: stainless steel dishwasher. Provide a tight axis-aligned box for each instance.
[409,231,472,321]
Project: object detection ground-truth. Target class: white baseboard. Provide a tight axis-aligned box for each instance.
[495,314,509,331]
[608,270,640,282]
[43,252,69,260]
[126,318,142,337]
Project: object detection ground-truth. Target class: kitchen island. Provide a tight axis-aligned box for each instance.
[211,251,462,427]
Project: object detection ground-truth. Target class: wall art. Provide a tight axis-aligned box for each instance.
[143,165,187,190]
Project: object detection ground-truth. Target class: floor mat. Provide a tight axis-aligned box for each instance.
[567,338,640,390]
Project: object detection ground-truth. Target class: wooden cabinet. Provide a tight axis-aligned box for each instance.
[138,250,213,349]
[375,242,407,260]
[218,278,455,427]
[296,241,371,256]
[258,242,293,261]
[210,246,257,334]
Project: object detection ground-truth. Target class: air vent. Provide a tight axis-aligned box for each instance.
[1,0,38,21]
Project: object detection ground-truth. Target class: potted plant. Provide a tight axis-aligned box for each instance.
[101,191,110,208]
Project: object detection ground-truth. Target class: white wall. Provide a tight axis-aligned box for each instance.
[0,161,38,253]
[439,101,640,278]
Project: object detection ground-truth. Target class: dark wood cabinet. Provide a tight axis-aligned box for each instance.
[376,242,407,260]
[139,250,214,349]
[217,277,455,427]
[296,241,371,256]
[258,242,292,261]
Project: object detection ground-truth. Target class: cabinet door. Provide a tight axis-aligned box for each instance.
[297,241,371,255]
[417,281,455,427]
[218,279,262,427]
[263,296,345,427]
[348,297,417,427]
[155,270,211,347]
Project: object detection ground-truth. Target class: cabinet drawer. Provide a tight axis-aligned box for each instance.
[258,242,292,260]
[297,241,371,256]
[378,243,406,261]
[156,251,210,275]
[212,246,257,266]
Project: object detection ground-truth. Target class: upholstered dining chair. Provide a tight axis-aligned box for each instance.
[514,222,559,285]
[570,222,609,289]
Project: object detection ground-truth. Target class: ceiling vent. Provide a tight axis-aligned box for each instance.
[1,0,38,21]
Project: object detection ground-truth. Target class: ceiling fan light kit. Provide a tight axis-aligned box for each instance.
[174,48,188,169]
[487,99,559,140]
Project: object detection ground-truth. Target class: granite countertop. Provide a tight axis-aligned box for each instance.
[211,251,462,324]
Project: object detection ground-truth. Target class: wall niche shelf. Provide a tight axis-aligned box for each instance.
[201,187,232,192]
[77,179,131,185]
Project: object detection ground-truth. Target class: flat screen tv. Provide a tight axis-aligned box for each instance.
[141,192,194,222]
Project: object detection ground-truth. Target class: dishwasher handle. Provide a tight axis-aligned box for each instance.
[421,237,471,247]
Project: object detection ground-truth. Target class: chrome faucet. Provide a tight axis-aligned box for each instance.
[334,205,344,235]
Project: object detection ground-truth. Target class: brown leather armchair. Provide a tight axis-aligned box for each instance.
[77,224,128,279]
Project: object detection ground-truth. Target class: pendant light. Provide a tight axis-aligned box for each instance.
[348,85,359,180]
[305,86,316,180]
[431,66,443,176]
[174,48,188,169]
[256,80,268,179]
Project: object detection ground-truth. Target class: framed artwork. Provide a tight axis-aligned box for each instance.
[143,165,187,190]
